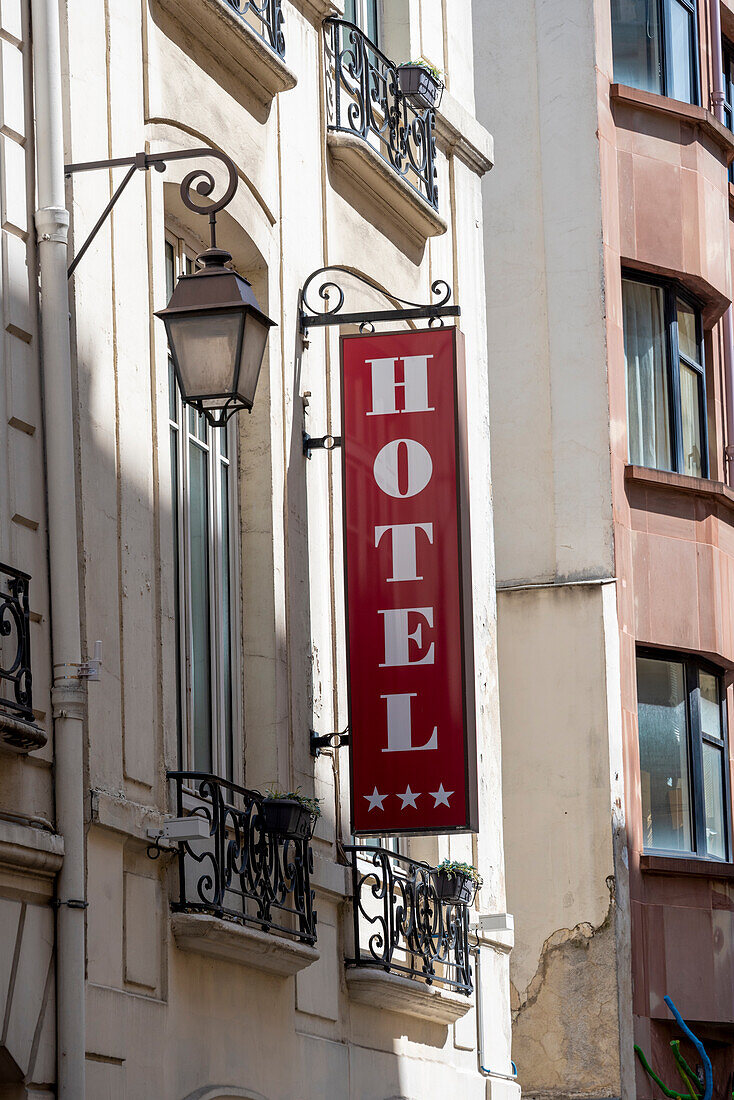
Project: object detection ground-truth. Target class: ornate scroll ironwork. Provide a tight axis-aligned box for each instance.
[167,771,317,945]
[222,0,285,56]
[345,845,473,995]
[299,265,459,334]
[0,563,33,724]
[324,18,439,210]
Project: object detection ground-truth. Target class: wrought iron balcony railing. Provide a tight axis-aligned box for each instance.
[0,563,34,724]
[222,0,285,58]
[168,771,317,945]
[345,845,473,995]
[324,18,439,210]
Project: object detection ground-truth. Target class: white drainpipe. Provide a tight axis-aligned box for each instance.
[30,0,86,1095]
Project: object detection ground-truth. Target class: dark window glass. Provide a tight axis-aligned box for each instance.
[622,275,708,478]
[637,652,729,861]
[612,0,698,104]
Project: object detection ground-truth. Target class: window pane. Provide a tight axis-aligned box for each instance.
[365,0,379,44]
[220,463,233,781]
[668,0,695,104]
[189,442,212,773]
[680,361,703,477]
[623,280,672,470]
[676,298,698,362]
[611,0,663,95]
[637,657,693,852]
[171,428,183,764]
[345,0,357,23]
[168,357,178,424]
[165,241,175,299]
[700,672,723,740]
[703,743,727,859]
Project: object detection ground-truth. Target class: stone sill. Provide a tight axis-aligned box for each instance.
[171,912,319,976]
[154,0,297,105]
[327,130,448,247]
[346,966,471,1024]
[0,817,63,878]
[288,0,342,22]
[434,89,494,176]
[640,853,734,880]
[624,464,734,518]
[610,83,734,163]
[0,709,47,754]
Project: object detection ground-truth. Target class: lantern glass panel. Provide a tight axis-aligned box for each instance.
[236,313,270,407]
[167,311,243,399]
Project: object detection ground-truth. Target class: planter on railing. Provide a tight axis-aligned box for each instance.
[168,771,317,945]
[0,563,34,724]
[324,17,439,210]
[261,797,316,840]
[431,868,475,906]
[345,845,473,995]
[397,64,444,110]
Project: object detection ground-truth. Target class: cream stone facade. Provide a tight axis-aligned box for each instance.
[0,0,517,1098]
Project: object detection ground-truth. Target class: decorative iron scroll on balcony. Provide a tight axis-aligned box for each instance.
[324,18,439,210]
[223,0,285,57]
[0,563,34,725]
[345,845,473,995]
[167,771,317,945]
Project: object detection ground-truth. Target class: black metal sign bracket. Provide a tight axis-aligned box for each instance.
[310,728,350,757]
[299,265,460,337]
[303,431,343,458]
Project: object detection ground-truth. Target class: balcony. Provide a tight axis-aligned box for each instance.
[344,845,473,1023]
[167,771,319,976]
[153,0,296,106]
[0,563,46,753]
[324,18,448,245]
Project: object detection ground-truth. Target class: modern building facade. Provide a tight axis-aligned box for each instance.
[0,1,519,1098]
[477,0,734,1095]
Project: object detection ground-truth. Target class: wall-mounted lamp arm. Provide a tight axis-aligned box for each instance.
[63,147,238,278]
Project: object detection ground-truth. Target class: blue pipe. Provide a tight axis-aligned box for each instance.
[664,996,713,1100]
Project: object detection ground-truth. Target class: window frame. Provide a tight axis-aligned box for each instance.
[723,38,734,182]
[166,230,241,784]
[622,270,709,479]
[637,647,731,863]
[344,0,382,46]
[612,0,700,105]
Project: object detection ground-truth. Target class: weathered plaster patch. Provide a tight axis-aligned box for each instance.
[511,880,622,1100]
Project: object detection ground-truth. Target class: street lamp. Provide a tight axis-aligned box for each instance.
[63,148,276,427]
[155,244,275,427]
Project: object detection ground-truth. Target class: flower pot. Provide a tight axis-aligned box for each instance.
[397,64,443,110]
[431,869,474,906]
[261,798,314,840]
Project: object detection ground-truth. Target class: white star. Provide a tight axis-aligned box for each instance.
[364,786,387,812]
[430,783,453,808]
[398,785,420,810]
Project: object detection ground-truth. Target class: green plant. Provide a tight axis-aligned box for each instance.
[404,59,443,82]
[264,786,322,818]
[435,858,482,887]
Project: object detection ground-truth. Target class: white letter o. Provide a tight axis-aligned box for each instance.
[373,438,433,499]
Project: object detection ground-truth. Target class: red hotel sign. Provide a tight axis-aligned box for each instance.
[341,327,478,835]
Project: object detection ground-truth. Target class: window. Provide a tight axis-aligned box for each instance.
[345,0,380,45]
[723,40,734,182]
[166,235,237,780]
[623,275,708,478]
[637,652,729,860]
[611,0,699,105]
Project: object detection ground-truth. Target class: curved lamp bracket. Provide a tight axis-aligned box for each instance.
[299,265,460,337]
[64,147,238,278]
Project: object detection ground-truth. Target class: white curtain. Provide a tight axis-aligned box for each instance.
[623,280,671,469]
